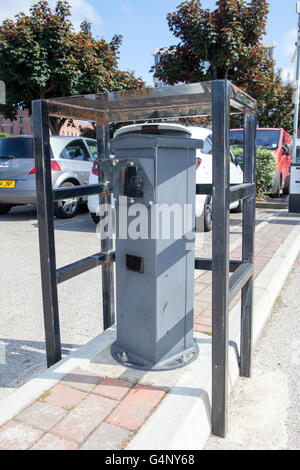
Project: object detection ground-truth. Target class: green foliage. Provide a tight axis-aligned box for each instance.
[231,145,277,195]
[153,0,293,132]
[0,133,10,138]
[256,73,294,132]
[80,124,96,139]
[153,0,270,83]
[0,0,144,134]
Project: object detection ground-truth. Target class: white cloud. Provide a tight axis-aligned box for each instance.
[283,29,297,56]
[0,0,31,22]
[67,0,102,31]
[0,0,102,32]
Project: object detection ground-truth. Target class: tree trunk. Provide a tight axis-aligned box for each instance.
[49,117,67,136]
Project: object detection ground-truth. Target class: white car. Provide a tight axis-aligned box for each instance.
[88,124,243,231]
[0,136,98,218]
[188,126,243,232]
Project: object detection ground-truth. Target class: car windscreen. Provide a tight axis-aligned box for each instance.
[230,130,281,150]
[0,138,34,158]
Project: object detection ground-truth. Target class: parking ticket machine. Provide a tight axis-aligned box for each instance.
[103,125,203,370]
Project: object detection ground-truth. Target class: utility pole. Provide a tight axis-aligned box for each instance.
[292,2,300,162]
[289,2,300,213]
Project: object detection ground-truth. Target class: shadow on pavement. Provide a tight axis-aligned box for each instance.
[0,338,80,391]
[0,205,37,222]
[0,204,97,233]
[267,218,300,226]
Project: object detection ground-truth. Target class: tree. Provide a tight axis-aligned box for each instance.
[80,123,96,139]
[254,72,294,132]
[231,146,277,195]
[152,0,293,131]
[0,0,144,134]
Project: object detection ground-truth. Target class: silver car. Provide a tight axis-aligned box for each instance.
[0,135,98,218]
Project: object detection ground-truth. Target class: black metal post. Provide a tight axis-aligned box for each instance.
[240,114,257,377]
[32,100,62,367]
[96,120,115,330]
[211,80,231,438]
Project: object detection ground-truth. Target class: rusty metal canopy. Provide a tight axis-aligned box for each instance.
[39,80,257,124]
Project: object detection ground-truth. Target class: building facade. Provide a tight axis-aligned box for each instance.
[0,109,33,136]
[262,41,277,60]
[0,109,88,137]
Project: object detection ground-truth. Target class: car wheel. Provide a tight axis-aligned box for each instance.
[54,182,79,219]
[204,196,213,232]
[91,212,100,224]
[0,204,12,215]
[231,200,243,213]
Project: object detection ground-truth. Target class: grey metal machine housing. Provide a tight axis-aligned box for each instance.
[107,131,203,370]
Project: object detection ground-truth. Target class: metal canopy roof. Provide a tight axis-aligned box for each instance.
[38,80,257,124]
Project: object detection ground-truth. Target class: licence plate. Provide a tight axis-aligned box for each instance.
[0,180,15,188]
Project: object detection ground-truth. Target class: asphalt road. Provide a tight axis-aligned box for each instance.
[0,205,279,400]
[0,205,104,399]
[205,254,300,450]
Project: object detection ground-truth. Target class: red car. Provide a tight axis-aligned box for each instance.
[230,128,292,196]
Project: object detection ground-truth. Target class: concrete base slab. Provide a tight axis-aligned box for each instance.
[256,201,288,210]
[0,219,299,449]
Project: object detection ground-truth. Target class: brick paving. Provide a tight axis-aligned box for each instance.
[194,212,300,334]
[0,370,166,450]
[16,401,67,431]
[106,385,167,432]
[0,211,299,450]
[62,368,103,393]
[43,383,86,410]
[51,394,117,444]
[93,378,133,401]
[81,422,131,451]
[0,421,43,450]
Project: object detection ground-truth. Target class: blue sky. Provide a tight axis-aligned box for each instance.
[1,1,298,86]
[87,0,298,85]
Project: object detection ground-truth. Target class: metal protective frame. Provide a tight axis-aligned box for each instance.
[32,79,257,438]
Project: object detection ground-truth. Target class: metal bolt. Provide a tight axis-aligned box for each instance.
[118,352,129,363]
